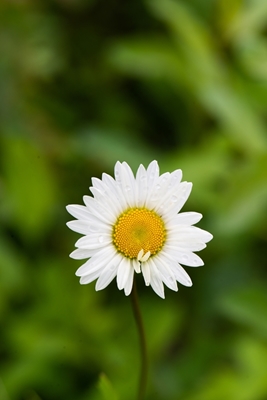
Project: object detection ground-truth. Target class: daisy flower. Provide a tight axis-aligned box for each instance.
[66,161,212,298]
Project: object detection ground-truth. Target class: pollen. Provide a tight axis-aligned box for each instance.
[113,208,166,259]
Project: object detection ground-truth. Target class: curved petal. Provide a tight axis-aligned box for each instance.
[95,253,122,291]
[75,233,112,250]
[168,226,213,243]
[89,187,121,218]
[146,160,160,189]
[102,173,128,211]
[70,248,98,260]
[162,182,193,217]
[172,264,192,287]
[147,259,165,299]
[141,262,151,286]
[123,265,134,296]
[75,246,115,276]
[83,196,115,225]
[67,220,111,235]
[66,204,92,220]
[153,255,178,291]
[136,164,148,207]
[80,269,102,285]
[162,248,204,267]
[116,257,132,291]
[146,172,170,208]
[132,259,141,273]
[166,212,202,227]
[115,162,137,207]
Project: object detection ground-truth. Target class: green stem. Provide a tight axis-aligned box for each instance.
[130,278,148,400]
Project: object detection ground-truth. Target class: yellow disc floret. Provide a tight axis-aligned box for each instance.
[113,208,166,259]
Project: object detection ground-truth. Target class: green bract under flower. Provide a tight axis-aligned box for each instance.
[66,160,213,298]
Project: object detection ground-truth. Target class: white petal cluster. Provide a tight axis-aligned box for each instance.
[66,161,213,298]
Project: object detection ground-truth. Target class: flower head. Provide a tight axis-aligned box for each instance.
[66,161,212,298]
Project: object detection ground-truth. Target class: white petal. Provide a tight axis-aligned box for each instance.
[83,196,114,225]
[147,259,165,298]
[169,169,182,187]
[95,253,122,291]
[173,264,192,287]
[116,162,136,207]
[145,172,170,208]
[67,220,111,235]
[153,181,191,216]
[166,240,207,252]
[141,262,151,286]
[168,226,213,243]
[70,248,98,259]
[116,258,132,291]
[136,164,148,207]
[101,173,128,211]
[146,160,160,189]
[132,258,141,273]
[67,220,91,235]
[75,233,112,249]
[114,161,123,184]
[153,255,178,291]
[123,265,134,296]
[89,187,120,219]
[137,249,144,261]
[66,204,92,220]
[122,161,138,201]
[167,212,202,226]
[163,182,193,217]
[140,251,151,262]
[80,269,102,285]
[75,246,115,276]
[91,177,106,194]
[163,247,204,267]
[159,252,192,286]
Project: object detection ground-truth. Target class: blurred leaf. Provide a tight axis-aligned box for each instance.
[69,127,155,171]
[110,36,184,80]
[227,0,267,39]
[110,1,267,153]
[0,378,10,400]
[1,136,57,241]
[235,35,267,80]
[215,154,267,234]
[219,286,267,338]
[148,0,218,77]
[97,374,118,400]
[183,336,267,400]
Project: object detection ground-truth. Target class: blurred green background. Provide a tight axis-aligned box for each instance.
[1,0,267,399]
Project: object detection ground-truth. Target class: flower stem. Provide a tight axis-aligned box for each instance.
[130,278,148,400]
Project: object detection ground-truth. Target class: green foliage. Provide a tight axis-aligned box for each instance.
[0,0,267,399]
[98,374,119,400]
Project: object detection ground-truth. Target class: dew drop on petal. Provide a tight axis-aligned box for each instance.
[115,171,121,182]
[125,185,131,192]
[141,175,146,182]
[171,195,178,203]
[98,236,104,243]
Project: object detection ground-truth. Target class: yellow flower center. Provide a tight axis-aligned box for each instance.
[113,208,166,259]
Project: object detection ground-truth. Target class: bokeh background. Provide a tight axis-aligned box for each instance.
[1,0,267,399]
